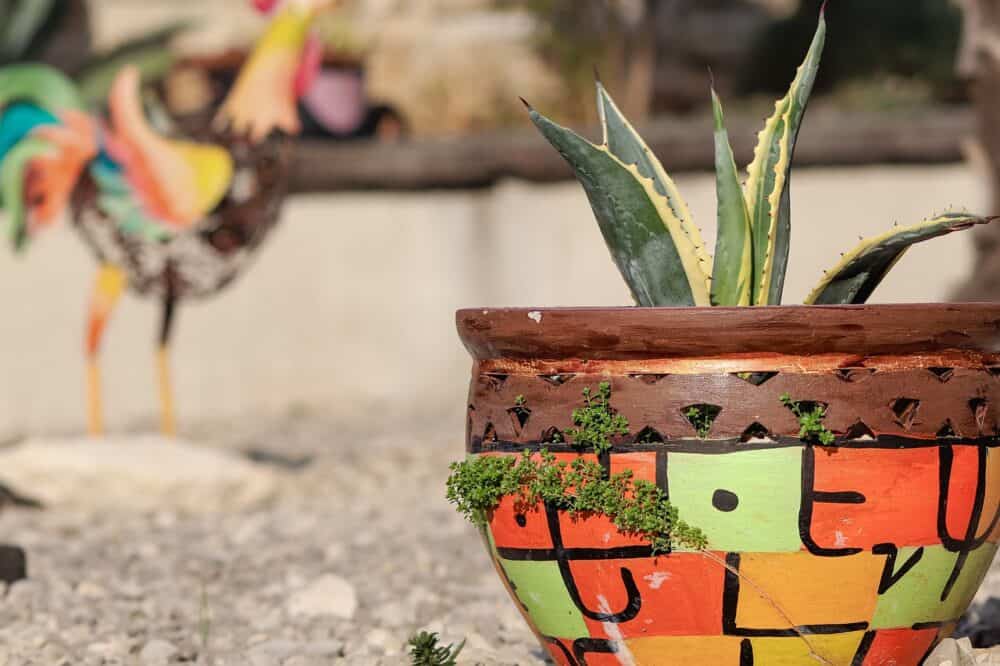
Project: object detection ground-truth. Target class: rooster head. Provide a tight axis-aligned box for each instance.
[216,0,343,142]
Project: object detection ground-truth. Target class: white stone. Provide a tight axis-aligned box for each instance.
[286,575,357,620]
[75,581,108,600]
[0,437,279,514]
[925,639,1000,666]
[139,639,179,665]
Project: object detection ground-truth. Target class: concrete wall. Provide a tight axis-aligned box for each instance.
[0,165,987,439]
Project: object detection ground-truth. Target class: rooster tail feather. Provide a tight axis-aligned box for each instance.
[0,65,94,250]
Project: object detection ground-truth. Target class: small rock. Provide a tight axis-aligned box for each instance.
[366,628,393,649]
[925,638,1000,665]
[6,578,38,604]
[249,654,280,666]
[75,581,107,599]
[286,575,356,620]
[375,601,413,628]
[323,542,345,562]
[302,640,345,657]
[88,640,128,659]
[283,657,328,666]
[0,437,279,514]
[249,639,301,660]
[0,545,26,584]
[140,639,179,665]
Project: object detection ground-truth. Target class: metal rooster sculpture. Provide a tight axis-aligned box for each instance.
[0,0,338,436]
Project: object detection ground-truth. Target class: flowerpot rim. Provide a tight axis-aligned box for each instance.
[456,303,1000,361]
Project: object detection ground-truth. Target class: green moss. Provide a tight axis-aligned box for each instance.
[566,382,629,454]
[408,631,464,666]
[780,393,836,445]
[446,449,707,554]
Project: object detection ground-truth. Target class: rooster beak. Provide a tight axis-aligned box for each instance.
[294,31,324,98]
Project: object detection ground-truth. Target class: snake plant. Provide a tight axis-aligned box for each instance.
[526,7,994,307]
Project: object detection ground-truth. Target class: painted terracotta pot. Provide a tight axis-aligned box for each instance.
[456,305,1000,666]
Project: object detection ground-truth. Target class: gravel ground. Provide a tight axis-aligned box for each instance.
[0,419,543,665]
[3,418,1000,666]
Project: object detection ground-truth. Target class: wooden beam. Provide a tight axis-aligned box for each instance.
[289,106,974,193]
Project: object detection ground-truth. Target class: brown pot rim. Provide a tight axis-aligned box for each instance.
[456,303,1000,361]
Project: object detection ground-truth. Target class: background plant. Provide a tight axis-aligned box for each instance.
[526,7,994,308]
[744,0,962,100]
[0,0,186,105]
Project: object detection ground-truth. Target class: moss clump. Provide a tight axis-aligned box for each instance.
[781,393,836,445]
[446,449,707,553]
[566,382,629,454]
[408,631,464,666]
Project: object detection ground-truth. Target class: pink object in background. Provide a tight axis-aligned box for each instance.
[253,0,279,14]
[301,68,366,134]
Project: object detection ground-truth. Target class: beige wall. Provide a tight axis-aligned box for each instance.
[0,165,987,440]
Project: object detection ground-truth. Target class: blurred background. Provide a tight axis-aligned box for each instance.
[1,0,998,440]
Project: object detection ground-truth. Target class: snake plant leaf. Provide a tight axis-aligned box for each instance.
[527,104,711,307]
[806,213,994,305]
[595,80,712,279]
[745,9,826,305]
[710,88,752,306]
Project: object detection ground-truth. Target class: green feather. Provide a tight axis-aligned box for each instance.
[0,63,83,114]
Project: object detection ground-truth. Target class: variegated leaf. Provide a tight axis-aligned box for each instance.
[745,10,826,305]
[595,80,712,280]
[528,105,711,307]
[710,88,752,306]
[806,213,994,305]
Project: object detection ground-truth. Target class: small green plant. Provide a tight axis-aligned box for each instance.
[565,382,629,454]
[781,393,836,446]
[408,631,465,666]
[446,449,706,553]
[524,6,995,308]
[514,394,527,406]
[683,404,722,439]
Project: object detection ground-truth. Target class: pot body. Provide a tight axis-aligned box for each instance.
[457,305,1000,666]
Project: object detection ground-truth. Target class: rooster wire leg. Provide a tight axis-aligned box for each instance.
[84,264,126,437]
[157,289,179,438]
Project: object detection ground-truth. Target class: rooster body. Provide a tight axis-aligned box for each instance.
[0,0,333,435]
